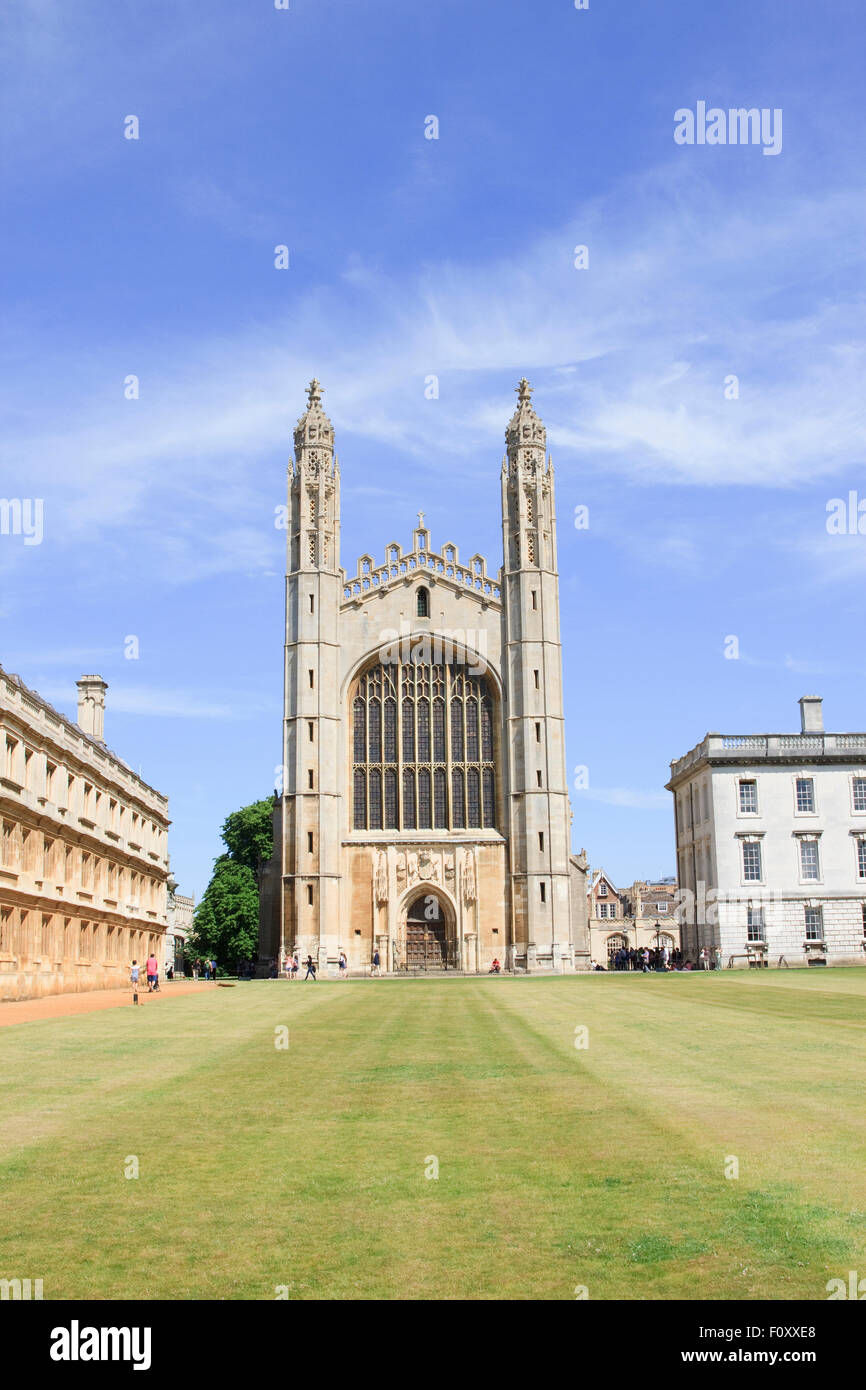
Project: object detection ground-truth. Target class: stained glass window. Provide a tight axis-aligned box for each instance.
[351,655,496,832]
[403,768,416,829]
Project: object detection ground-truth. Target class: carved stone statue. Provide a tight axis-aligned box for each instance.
[462,849,477,905]
[374,851,388,905]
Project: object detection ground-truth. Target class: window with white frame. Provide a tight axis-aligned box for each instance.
[598,882,607,897]
[857,838,866,880]
[795,777,815,813]
[804,907,823,941]
[854,778,866,813]
[597,903,609,919]
[746,907,766,942]
[656,902,668,913]
[739,780,758,814]
[799,838,820,881]
[742,840,762,881]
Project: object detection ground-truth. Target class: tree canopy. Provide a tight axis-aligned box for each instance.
[190,858,259,967]
[189,797,274,969]
[221,799,274,883]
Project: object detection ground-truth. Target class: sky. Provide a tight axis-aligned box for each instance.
[1,0,864,900]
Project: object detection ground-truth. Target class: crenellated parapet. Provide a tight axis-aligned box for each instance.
[342,518,501,604]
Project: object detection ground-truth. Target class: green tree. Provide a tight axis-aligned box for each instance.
[190,857,259,968]
[221,799,274,884]
[191,797,274,972]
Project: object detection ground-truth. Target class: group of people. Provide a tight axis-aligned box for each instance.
[129,953,214,1000]
[604,945,684,972]
[129,952,161,1000]
[595,944,723,972]
[278,950,383,979]
[280,954,320,980]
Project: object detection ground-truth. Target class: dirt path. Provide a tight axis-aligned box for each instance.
[0,979,215,1028]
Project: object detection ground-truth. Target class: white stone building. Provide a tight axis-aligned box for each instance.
[667,697,866,967]
[166,875,195,974]
[259,379,590,973]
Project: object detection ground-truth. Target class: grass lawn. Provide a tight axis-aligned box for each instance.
[1,969,865,1301]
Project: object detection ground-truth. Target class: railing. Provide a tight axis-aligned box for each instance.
[671,731,866,778]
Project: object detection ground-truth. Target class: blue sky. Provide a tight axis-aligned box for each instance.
[1,0,864,900]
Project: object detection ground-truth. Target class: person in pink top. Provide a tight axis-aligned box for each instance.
[145,954,159,993]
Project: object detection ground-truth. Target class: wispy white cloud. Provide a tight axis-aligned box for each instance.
[1,163,864,592]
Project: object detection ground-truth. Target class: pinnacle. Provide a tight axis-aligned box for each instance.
[506,375,546,456]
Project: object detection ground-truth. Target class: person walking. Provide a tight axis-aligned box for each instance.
[304,954,317,981]
[641,947,650,973]
[699,947,709,971]
[210,957,218,981]
[371,949,381,977]
[145,952,159,993]
[130,959,141,1005]
[338,950,348,978]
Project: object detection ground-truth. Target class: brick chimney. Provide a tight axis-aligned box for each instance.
[798,695,823,734]
[76,675,108,740]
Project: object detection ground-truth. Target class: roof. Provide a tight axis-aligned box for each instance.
[0,662,167,805]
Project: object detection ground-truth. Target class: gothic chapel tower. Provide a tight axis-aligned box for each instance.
[279,380,342,969]
[501,380,573,970]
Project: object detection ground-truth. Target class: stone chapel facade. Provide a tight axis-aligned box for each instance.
[258,379,589,973]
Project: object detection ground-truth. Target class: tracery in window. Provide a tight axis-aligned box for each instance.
[351,654,497,832]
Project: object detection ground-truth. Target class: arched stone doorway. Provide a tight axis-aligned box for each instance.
[402,889,456,971]
[606,933,627,967]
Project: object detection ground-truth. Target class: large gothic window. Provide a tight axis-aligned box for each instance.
[351,654,497,832]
